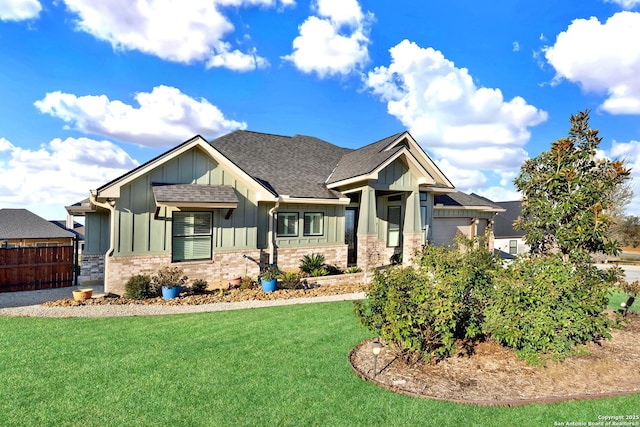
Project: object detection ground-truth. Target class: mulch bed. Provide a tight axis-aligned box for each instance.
[349,313,640,406]
[42,283,365,307]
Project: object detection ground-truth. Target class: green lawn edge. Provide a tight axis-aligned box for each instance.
[0,301,637,426]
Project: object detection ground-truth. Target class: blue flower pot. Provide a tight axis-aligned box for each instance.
[162,285,181,300]
[261,278,277,292]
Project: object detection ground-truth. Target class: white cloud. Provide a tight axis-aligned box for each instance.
[605,140,640,215]
[34,85,247,147]
[544,12,640,114]
[512,41,520,52]
[604,0,640,9]
[283,0,372,77]
[472,186,522,204]
[365,39,546,186]
[0,137,138,217]
[0,0,41,21]
[60,0,290,71]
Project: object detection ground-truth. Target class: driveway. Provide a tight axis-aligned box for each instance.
[0,285,105,309]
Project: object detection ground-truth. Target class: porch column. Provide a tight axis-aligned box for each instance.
[356,186,378,272]
[357,186,377,235]
[402,190,422,266]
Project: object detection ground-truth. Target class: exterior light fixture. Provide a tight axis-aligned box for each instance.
[371,340,383,378]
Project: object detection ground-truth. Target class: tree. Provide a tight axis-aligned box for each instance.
[615,215,640,248]
[514,110,631,261]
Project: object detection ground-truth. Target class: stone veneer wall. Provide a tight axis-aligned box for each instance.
[302,271,368,287]
[106,249,264,295]
[273,244,348,272]
[402,232,423,266]
[357,234,388,272]
[79,254,105,286]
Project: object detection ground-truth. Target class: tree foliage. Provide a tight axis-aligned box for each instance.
[514,110,630,261]
[613,215,640,248]
[354,237,499,364]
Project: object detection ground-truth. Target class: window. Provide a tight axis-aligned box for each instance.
[277,212,298,237]
[509,239,518,255]
[304,212,324,236]
[172,212,212,262]
[387,206,401,247]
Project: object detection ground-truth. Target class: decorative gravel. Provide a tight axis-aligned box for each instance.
[0,284,366,318]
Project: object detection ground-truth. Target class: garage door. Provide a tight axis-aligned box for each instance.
[431,218,470,246]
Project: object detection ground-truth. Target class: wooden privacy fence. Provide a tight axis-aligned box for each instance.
[0,246,74,292]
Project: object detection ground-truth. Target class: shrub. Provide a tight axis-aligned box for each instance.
[191,279,208,294]
[151,266,188,294]
[344,266,362,274]
[619,278,640,297]
[300,253,325,274]
[278,271,300,290]
[309,267,328,277]
[483,256,619,364]
[259,265,280,281]
[354,237,500,363]
[239,276,257,290]
[124,274,152,300]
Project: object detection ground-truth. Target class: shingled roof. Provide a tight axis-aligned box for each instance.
[493,200,525,238]
[434,192,504,211]
[0,209,75,240]
[326,132,404,184]
[209,130,352,199]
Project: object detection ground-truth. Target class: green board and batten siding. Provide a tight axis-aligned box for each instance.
[110,147,259,257]
[273,204,345,247]
[82,212,110,255]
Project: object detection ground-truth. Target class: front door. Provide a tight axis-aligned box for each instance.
[345,208,358,266]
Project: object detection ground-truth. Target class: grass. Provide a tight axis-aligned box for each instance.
[608,288,639,312]
[0,301,638,426]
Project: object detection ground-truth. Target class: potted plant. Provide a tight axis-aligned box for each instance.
[72,288,93,301]
[151,266,188,300]
[259,265,279,292]
[228,276,242,289]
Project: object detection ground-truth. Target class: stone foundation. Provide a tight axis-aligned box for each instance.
[79,254,105,286]
[402,232,423,266]
[273,244,348,272]
[105,249,265,295]
[357,234,388,272]
[303,271,369,287]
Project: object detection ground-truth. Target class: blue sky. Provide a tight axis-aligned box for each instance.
[1,0,640,220]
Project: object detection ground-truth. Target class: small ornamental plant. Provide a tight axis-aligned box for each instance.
[151,266,188,291]
[259,265,280,281]
[278,271,300,290]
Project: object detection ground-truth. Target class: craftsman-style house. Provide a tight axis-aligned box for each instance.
[68,130,503,294]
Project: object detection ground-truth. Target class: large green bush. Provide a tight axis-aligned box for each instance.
[354,237,500,363]
[483,256,619,363]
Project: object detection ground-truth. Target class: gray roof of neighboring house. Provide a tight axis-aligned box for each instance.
[326,132,405,184]
[50,220,85,240]
[0,209,75,240]
[209,130,353,199]
[434,192,503,210]
[493,200,525,238]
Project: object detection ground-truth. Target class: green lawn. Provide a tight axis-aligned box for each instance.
[609,289,639,312]
[0,301,637,426]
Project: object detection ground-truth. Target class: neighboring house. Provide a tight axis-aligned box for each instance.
[432,193,505,245]
[51,218,85,258]
[67,130,504,294]
[0,208,76,247]
[493,200,529,257]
